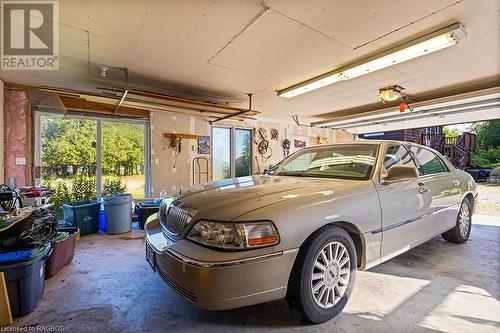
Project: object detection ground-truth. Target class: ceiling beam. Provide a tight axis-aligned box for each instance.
[312,82,500,127]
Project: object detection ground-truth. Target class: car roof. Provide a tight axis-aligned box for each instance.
[317,140,405,146]
[318,140,449,161]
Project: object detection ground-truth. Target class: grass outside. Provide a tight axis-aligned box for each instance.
[121,174,145,199]
[44,174,145,199]
[475,183,500,216]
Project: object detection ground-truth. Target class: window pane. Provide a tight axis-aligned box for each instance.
[213,128,231,180]
[101,121,146,199]
[235,129,252,177]
[40,115,97,200]
[384,145,417,171]
[410,147,447,175]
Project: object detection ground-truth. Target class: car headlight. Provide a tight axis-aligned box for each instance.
[187,220,279,250]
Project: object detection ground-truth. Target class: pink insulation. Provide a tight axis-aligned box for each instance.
[4,90,29,187]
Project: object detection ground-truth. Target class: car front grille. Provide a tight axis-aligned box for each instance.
[167,206,191,235]
[159,200,195,238]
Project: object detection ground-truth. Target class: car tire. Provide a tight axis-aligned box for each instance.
[441,197,472,244]
[286,226,357,324]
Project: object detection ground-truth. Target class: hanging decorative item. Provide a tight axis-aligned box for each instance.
[294,139,306,148]
[282,129,290,157]
[314,136,328,145]
[270,128,279,140]
[164,133,197,168]
[257,128,272,162]
[197,136,211,154]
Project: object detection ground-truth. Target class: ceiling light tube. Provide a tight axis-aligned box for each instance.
[278,23,466,98]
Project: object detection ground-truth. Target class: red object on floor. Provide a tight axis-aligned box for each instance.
[45,227,79,278]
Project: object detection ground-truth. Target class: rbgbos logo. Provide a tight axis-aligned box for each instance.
[1,0,59,70]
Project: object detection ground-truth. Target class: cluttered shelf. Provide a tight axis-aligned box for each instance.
[0,204,53,232]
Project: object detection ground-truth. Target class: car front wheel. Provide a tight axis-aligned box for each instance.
[441,197,472,243]
[286,226,357,324]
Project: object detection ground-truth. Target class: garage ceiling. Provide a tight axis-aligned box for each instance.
[0,0,499,122]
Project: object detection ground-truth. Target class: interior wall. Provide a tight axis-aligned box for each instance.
[3,89,31,187]
[247,118,353,173]
[150,112,353,196]
[150,112,212,197]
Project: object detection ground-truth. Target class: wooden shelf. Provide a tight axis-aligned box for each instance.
[164,133,197,140]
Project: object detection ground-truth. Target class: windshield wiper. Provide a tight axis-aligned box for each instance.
[278,172,317,178]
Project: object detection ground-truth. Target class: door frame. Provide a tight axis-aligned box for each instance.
[34,111,151,199]
[211,125,253,181]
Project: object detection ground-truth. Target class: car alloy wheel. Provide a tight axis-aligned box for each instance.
[458,201,470,237]
[311,241,351,309]
[441,197,472,244]
[286,226,356,323]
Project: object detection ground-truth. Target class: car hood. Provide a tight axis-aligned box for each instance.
[171,175,354,221]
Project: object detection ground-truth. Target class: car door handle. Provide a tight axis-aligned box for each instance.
[452,179,460,186]
[418,186,430,194]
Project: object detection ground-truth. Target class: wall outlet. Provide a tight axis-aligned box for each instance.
[155,158,160,165]
[15,157,26,165]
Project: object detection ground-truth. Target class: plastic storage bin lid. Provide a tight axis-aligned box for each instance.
[103,194,133,206]
[62,200,101,208]
[138,202,160,207]
[0,243,52,266]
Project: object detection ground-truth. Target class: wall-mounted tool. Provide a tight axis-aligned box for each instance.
[282,129,290,157]
[254,156,261,174]
[256,128,272,162]
[270,129,279,140]
[164,133,197,168]
[192,157,209,186]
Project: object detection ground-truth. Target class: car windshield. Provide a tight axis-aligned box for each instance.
[273,144,378,180]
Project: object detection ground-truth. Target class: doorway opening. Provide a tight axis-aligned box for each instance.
[35,113,150,200]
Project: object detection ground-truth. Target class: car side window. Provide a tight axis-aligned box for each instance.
[383,145,418,171]
[409,146,448,176]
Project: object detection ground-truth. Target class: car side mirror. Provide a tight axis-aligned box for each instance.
[264,164,275,175]
[382,165,419,184]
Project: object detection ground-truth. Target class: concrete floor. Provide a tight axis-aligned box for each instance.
[13,214,500,333]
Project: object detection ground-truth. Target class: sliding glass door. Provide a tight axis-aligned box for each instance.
[37,113,149,199]
[212,127,252,181]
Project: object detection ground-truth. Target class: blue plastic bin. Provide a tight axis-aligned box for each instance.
[99,210,105,231]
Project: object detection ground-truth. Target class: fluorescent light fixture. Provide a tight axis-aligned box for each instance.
[278,23,466,98]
